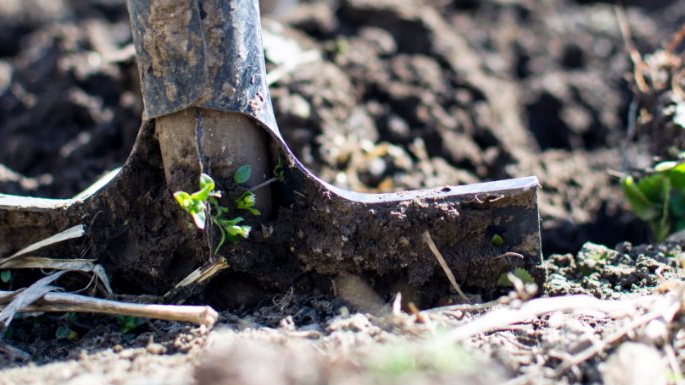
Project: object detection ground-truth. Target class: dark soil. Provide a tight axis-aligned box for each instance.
[2,0,685,384]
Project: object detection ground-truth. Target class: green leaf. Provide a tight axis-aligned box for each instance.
[191,206,207,230]
[229,225,251,240]
[55,325,71,340]
[621,176,660,221]
[193,173,215,201]
[497,268,535,287]
[273,158,285,182]
[234,165,252,184]
[199,173,215,191]
[490,234,504,246]
[655,177,672,242]
[173,191,193,210]
[670,189,685,217]
[667,163,685,190]
[637,174,667,203]
[236,191,260,215]
[1,270,11,283]
[655,161,678,172]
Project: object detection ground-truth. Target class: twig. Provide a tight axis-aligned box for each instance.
[666,23,685,54]
[163,257,229,302]
[443,294,656,343]
[492,251,525,260]
[615,5,648,93]
[0,290,218,327]
[422,231,470,304]
[249,177,278,192]
[0,343,30,361]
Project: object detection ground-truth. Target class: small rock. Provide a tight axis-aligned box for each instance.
[0,60,11,96]
[600,342,667,385]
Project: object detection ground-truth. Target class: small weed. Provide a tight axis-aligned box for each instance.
[490,234,504,246]
[622,160,685,241]
[174,169,259,254]
[273,157,285,183]
[497,267,535,287]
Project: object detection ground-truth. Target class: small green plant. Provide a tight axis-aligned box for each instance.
[490,234,504,246]
[55,312,78,340]
[621,161,685,241]
[1,270,11,284]
[273,157,285,183]
[174,168,260,254]
[497,267,535,287]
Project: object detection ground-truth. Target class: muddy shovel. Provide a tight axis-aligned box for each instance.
[0,0,542,306]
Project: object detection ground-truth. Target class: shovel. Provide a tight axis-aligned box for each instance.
[0,0,542,306]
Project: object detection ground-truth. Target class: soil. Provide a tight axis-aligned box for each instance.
[1,0,685,384]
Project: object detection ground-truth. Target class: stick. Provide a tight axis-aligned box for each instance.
[0,290,218,327]
[443,294,656,343]
[422,231,470,304]
[614,6,649,93]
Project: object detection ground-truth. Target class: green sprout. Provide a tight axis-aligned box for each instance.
[621,161,685,241]
[497,267,535,287]
[273,157,285,183]
[490,234,504,246]
[174,168,260,254]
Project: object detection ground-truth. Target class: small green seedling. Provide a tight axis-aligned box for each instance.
[174,168,259,254]
[497,267,535,287]
[490,234,504,246]
[622,161,685,241]
[273,157,285,183]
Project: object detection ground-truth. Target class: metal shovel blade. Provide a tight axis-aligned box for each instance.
[0,0,542,304]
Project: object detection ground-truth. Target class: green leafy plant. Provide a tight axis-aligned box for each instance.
[621,161,685,241]
[174,168,260,254]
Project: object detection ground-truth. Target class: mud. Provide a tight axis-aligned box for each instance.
[2,0,685,384]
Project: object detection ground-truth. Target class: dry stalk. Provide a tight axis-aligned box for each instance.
[0,225,85,267]
[0,290,218,327]
[614,5,648,93]
[443,294,658,343]
[422,231,470,304]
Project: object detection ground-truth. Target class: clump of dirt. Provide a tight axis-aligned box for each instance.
[0,0,141,197]
[546,241,682,298]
